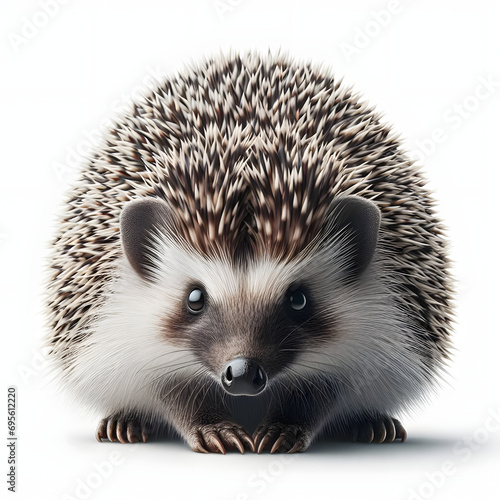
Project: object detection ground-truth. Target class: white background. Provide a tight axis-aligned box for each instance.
[1,1,500,499]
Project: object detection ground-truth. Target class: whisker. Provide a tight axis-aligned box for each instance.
[290,362,356,393]
[160,366,205,404]
[287,366,331,404]
[141,356,197,374]
[137,349,194,372]
[140,361,201,392]
[276,309,329,348]
[186,369,214,415]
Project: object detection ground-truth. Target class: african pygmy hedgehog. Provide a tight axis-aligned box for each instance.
[46,52,453,453]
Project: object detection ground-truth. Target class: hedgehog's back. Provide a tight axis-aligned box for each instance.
[47,53,452,364]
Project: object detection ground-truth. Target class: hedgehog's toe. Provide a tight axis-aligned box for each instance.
[96,418,108,442]
[352,417,406,444]
[188,422,255,454]
[96,416,148,443]
[253,422,311,453]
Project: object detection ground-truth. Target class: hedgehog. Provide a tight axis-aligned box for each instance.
[46,52,453,454]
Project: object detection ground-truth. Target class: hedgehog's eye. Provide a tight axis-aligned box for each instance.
[288,289,307,311]
[187,288,205,314]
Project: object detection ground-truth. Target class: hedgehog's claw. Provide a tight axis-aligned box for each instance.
[96,416,148,444]
[253,422,311,453]
[189,422,254,454]
[96,419,107,442]
[394,419,408,442]
[352,416,406,444]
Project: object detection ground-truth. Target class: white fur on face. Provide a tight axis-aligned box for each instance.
[283,242,439,420]
[61,257,202,421]
[62,236,297,418]
[63,232,436,425]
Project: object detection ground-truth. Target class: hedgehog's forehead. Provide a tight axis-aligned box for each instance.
[161,244,303,303]
[199,255,294,302]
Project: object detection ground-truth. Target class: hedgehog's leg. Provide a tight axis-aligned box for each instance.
[350,416,407,444]
[96,413,150,444]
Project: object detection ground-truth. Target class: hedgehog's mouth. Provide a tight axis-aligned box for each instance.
[220,357,267,396]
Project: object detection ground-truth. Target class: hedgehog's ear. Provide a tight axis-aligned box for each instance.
[325,195,381,277]
[120,198,172,280]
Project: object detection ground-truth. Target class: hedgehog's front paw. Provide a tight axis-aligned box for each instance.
[187,422,255,454]
[352,416,407,444]
[96,415,148,444]
[253,422,312,454]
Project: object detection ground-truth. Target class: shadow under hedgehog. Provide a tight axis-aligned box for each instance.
[46,52,453,453]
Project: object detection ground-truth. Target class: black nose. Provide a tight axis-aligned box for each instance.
[221,358,267,396]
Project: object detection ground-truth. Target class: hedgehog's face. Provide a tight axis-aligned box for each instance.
[120,196,380,396]
[160,258,328,396]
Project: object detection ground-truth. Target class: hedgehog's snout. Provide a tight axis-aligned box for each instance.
[221,358,267,396]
